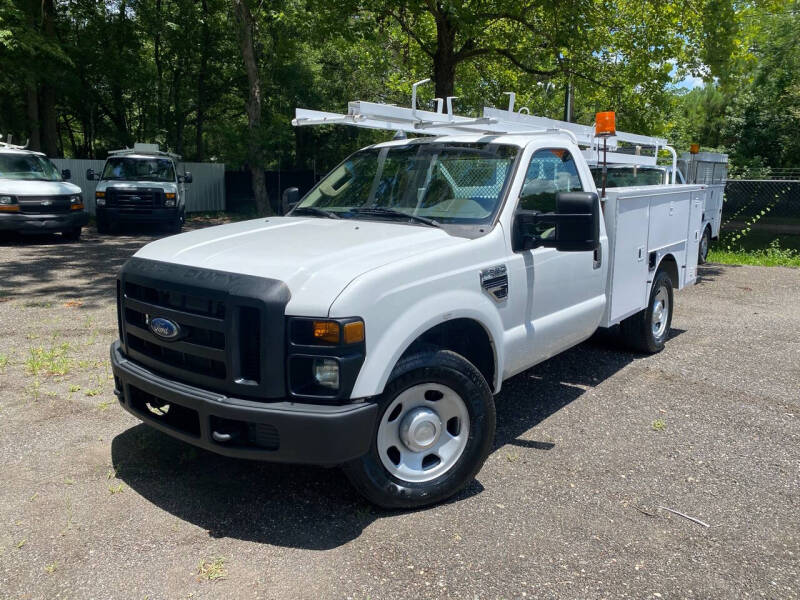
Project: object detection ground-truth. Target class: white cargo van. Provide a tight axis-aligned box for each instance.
[87,143,192,234]
[0,139,87,240]
[110,91,707,508]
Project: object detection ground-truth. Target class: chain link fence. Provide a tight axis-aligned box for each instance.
[720,179,800,251]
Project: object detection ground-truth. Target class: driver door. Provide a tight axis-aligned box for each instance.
[516,148,607,363]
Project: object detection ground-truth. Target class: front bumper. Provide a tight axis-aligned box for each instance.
[110,341,378,465]
[0,211,89,233]
[97,206,178,223]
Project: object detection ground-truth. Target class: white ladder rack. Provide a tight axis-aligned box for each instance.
[292,80,678,179]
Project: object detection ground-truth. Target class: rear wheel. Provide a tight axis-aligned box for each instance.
[343,348,495,509]
[620,268,674,354]
[698,226,711,264]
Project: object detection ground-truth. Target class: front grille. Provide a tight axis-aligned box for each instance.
[118,258,290,400]
[107,188,163,211]
[18,195,72,214]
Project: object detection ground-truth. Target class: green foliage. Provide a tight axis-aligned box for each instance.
[709,239,800,268]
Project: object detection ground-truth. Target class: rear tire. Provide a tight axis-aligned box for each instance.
[620,269,674,354]
[698,226,711,264]
[343,348,495,509]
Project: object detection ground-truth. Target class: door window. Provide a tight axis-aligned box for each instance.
[519,149,584,212]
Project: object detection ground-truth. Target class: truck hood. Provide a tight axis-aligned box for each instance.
[0,179,81,196]
[96,180,177,192]
[133,216,465,315]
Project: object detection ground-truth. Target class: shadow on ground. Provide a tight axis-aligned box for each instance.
[112,330,679,550]
[0,227,165,307]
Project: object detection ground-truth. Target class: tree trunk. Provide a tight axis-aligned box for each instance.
[195,0,210,161]
[233,0,270,215]
[433,9,457,105]
[26,83,41,151]
[40,0,59,156]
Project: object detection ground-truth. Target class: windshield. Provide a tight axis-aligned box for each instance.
[0,153,62,181]
[101,157,175,182]
[296,142,518,225]
[590,166,666,188]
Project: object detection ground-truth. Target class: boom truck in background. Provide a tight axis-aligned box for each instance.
[87,143,192,234]
[110,83,710,508]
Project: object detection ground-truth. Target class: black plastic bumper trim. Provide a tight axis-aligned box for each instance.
[0,211,88,232]
[110,341,378,465]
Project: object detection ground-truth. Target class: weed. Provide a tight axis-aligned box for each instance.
[45,562,57,573]
[16,539,26,549]
[77,360,90,369]
[69,384,81,393]
[97,400,112,411]
[27,378,42,402]
[25,343,71,376]
[85,388,100,397]
[107,468,116,480]
[0,354,9,370]
[108,483,124,494]
[651,419,666,431]
[197,557,227,581]
[64,477,75,486]
[709,238,800,268]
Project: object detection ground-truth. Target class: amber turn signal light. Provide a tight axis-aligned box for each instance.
[343,321,365,344]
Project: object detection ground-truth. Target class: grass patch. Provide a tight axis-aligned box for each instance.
[108,483,124,494]
[197,557,227,581]
[709,239,800,267]
[651,419,666,431]
[0,354,9,370]
[25,343,71,376]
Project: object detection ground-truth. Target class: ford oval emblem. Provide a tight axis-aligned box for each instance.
[149,317,181,340]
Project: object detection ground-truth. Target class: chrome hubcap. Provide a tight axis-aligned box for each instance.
[651,286,669,339]
[377,383,470,483]
[700,234,709,259]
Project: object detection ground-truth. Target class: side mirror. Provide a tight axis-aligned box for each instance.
[281,187,300,215]
[513,191,599,252]
[86,169,95,181]
[179,172,193,184]
[61,169,71,180]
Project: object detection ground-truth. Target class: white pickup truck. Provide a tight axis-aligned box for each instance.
[110,97,705,508]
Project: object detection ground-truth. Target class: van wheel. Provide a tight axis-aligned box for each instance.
[169,209,185,233]
[61,227,82,242]
[698,227,711,264]
[343,348,495,509]
[620,269,674,354]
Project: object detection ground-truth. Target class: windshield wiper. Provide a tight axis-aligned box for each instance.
[348,206,441,228]
[291,206,341,219]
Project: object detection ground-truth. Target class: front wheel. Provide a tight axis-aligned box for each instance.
[620,268,674,353]
[61,226,82,242]
[343,348,495,509]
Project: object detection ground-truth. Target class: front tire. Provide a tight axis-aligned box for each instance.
[620,268,674,353]
[61,226,82,242]
[343,348,495,509]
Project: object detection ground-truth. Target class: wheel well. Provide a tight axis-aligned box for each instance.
[401,318,496,392]
[657,253,679,286]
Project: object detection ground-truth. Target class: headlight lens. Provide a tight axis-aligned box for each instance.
[70,194,84,210]
[0,195,18,211]
[96,197,106,206]
[95,191,105,206]
[312,358,340,389]
[0,195,14,205]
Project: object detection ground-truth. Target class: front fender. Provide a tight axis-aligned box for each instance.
[349,289,505,399]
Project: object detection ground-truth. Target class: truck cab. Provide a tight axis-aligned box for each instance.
[110,98,704,508]
[0,143,87,241]
[88,143,191,234]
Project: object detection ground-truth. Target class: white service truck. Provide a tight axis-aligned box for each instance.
[87,143,191,234]
[110,93,706,508]
[0,138,87,240]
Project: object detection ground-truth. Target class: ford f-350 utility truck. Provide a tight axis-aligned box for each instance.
[87,143,191,234]
[110,94,705,508]
[0,138,87,240]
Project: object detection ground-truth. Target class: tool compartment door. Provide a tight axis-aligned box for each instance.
[685,189,705,284]
[608,194,650,323]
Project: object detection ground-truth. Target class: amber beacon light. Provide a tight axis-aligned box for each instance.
[595,111,616,137]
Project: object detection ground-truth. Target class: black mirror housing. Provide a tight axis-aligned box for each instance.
[61,169,71,180]
[513,191,599,252]
[86,169,95,181]
[281,187,300,215]
[180,172,193,184]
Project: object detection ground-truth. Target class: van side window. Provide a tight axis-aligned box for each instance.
[519,149,584,212]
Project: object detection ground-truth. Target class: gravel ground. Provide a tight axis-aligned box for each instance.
[0,225,798,600]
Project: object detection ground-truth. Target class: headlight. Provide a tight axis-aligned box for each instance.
[95,191,105,206]
[70,194,84,210]
[96,197,106,206]
[0,195,18,212]
[313,358,340,389]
